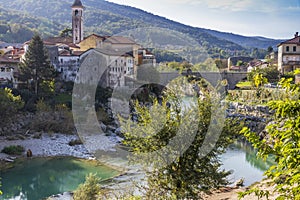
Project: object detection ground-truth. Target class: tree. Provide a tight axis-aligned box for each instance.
[240,78,300,199]
[267,46,273,53]
[60,28,72,37]
[121,81,241,199]
[252,73,268,88]
[19,34,55,97]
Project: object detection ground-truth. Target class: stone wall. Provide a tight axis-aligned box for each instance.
[227,102,274,133]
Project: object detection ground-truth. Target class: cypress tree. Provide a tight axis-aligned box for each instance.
[19,34,55,96]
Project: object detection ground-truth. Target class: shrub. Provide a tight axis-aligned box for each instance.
[73,173,102,200]
[1,145,25,155]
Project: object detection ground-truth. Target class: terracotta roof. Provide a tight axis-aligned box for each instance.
[278,35,300,46]
[104,36,136,45]
[0,56,20,64]
[83,34,105,40]
[59,49,71,56]
[94,48,133,57]
[73,51,85,56]
[44,36,73,45]
[72,0,83,7]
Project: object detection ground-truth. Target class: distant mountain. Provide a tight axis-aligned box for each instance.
[0,0,283,57]
[0,7,63,43]
[203,29,283,49]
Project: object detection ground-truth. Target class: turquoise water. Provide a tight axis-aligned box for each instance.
[0,157,120,200]
[220,141,274,186]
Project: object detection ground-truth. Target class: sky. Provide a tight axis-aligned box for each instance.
[107,0,300,39]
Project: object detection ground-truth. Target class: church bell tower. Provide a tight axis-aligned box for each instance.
[72,0,84,44]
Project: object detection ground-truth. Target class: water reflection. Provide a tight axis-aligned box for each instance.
[220,141,274,186]
[0,157,119,200]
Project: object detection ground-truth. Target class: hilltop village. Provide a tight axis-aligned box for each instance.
[0,0,156,89]
[0,0,299,89]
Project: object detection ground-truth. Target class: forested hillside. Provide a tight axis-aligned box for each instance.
[0,0,282,57]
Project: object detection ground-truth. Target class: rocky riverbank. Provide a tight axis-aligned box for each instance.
[226,102,274,133]
[0,133,91,160]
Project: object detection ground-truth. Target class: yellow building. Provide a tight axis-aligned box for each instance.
[78,34,106,51]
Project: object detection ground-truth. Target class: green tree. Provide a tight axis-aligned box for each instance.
[252,73,268,88]
[267,46,273,53]
[240,78,300,200]
[19,34,55,97]
[60,28,72,37]
[248,65,279,83]
[121,83,241,199]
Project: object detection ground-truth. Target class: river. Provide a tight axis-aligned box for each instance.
[0,141,273,200]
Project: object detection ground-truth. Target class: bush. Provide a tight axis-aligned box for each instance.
[73,173,102,200]
[1,145,25,155]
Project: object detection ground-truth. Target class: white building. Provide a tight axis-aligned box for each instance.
[78,48,134,88]
[278,32,300,74]
[0,56,19,88]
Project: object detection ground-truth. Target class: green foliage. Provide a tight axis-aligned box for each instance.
[121,82,241,199]
[60,28,72,37]
[136,65,160,83]
[19,34,55,97]
[151,49,184,63]
[0,7,61,42]
[214,59,227,69]
[240,79,300,199]
[73,173,102,200]
[238,187,270,200]
[248,66,280,83]
[1,145,25,155]
[236,60,245,67]
[0,88,24,124]
[36,99,51,112]
[235,81,252,89]
[253,73,268,88]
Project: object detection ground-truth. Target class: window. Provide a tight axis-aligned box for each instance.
[293,46,297,52]
[286,46,290,52]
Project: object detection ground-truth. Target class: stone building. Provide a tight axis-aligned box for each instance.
[277,32,300,74]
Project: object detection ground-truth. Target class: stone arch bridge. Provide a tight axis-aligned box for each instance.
[159,71,247,90]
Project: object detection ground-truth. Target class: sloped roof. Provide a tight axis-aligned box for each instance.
[72,0,84,7]
[104,36,136,45]
[278,35,300,46]
[94,48,133,57]
[44,36,73,45]
[0,56,19,64]
[80,34,106,43]
[73,51,85,56]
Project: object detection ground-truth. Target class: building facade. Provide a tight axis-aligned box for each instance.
[278,32,300,74]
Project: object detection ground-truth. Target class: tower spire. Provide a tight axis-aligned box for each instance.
[72,0,84,44]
